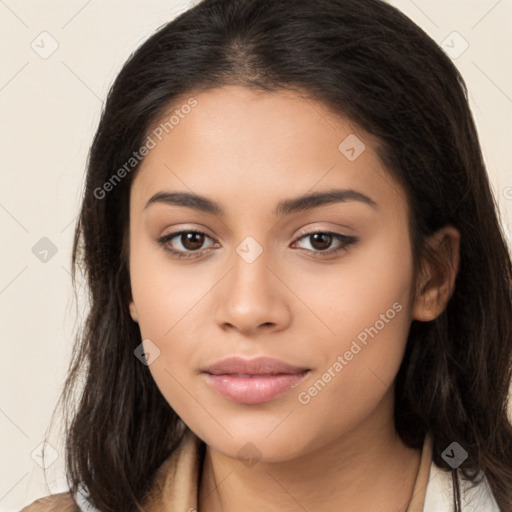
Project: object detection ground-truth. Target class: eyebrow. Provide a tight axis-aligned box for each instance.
[144,188,378,216]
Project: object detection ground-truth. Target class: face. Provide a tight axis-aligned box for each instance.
[128,85,420,462]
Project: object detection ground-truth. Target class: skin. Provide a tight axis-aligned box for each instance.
[128,85,460,512]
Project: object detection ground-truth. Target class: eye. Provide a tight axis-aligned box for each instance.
[291,231,358,257]
[157,229,358,260]
[157,230,218,259]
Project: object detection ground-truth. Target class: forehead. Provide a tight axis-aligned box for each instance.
[131,85,407,217]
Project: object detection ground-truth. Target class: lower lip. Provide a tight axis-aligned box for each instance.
[203,371,309,404]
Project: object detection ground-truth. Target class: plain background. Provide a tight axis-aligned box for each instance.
[1,0,511,510]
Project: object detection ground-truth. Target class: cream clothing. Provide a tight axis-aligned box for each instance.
[22,430,501,511]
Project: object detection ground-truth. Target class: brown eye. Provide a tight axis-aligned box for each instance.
[157,230,218,259]
[292,231,358,258]
[309,233,333,251]
[180,232,205,251]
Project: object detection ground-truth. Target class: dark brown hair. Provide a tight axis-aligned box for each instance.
[53,0,512,510]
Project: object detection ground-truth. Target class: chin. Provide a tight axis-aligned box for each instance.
[193,420,316,464]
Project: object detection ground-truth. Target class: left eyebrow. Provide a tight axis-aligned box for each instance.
[273,188,378,216]
[143,188,378,216]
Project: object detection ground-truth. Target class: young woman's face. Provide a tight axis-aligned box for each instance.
[128,85,419,462]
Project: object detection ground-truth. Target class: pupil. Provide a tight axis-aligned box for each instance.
[183,232,204,250]
[311,233,331,250]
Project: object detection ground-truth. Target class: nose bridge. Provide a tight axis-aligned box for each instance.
[214,233,290,333]
[232,236,270,294]
[228,234,274,308]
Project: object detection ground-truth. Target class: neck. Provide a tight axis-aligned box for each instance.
[198,389,422,512]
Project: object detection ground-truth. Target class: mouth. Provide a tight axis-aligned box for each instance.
[201,356,310,405]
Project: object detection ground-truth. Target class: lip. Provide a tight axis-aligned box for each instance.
[201,356,310,405]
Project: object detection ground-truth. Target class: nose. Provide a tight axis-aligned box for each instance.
[214,244,292,336]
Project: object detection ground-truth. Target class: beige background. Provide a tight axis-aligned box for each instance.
[0,0,511,510]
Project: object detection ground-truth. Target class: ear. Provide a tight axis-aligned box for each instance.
[412,225,460,322]
[129,300,139,323]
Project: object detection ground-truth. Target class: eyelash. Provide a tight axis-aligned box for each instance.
[157,230,358,260]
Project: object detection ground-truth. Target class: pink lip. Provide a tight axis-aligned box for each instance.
[201,356,310,404]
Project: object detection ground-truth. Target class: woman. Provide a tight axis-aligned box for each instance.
[22,0,512,510]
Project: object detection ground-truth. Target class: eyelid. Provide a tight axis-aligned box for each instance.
[291,230,357,256]
[293,223,354,238]
[157,229,218,255]
[157,226,358,260]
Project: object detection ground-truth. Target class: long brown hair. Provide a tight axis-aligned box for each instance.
[53,0,512,510]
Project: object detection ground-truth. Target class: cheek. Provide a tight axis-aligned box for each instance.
[128,242,212,423]
[128,230,213,340]
[295,305,411,446]
[290,231,414,427]
[128,236,220,407]
[300,228,414,348]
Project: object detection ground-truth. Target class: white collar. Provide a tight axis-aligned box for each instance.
[423,463,501,511]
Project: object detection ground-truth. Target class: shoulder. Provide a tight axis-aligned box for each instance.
[20,492,78,512]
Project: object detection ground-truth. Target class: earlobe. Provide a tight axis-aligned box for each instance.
[129,300,139,323]
[412,225,460,322]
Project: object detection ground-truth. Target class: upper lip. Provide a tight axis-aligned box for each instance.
[202,356,309,375]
